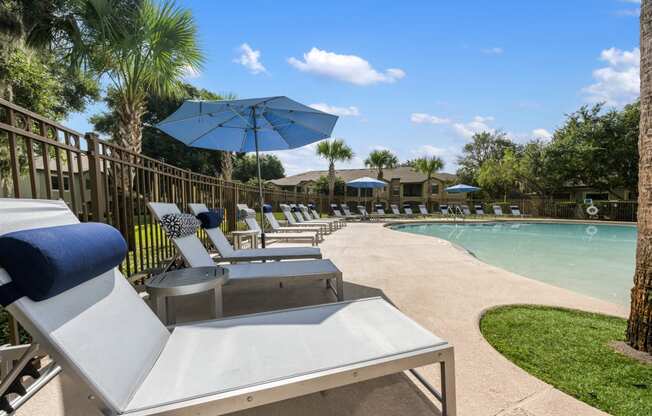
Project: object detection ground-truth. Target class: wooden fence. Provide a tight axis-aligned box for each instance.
[0,97,325,279]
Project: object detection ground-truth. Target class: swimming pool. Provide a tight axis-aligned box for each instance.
[391,222,636,306]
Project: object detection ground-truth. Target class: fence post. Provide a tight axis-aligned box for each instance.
[86,133,106,222]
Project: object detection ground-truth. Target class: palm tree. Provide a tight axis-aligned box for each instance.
[365,149,398,180]
[413,156,444,210]
[627,0,652,353]
[84,0,203,155]
[316,139,354,204]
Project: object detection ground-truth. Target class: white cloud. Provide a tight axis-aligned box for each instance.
[621,0,640,3]
[452,116,495,139]
[482,47,504,55]
[532,128,552,140]
[582,47,639,106]
[616,8,640,16]
[287,48,406,86]
[410,113,451,125]
[309,103,360,117]
[182,64,200,79]
[233,43,267,74]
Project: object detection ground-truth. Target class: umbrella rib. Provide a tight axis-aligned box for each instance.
[266,108,336,133]
[185,112,245,147]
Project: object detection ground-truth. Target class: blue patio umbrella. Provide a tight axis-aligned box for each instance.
[346,176,387,189]
[156,96,339,247]
[445,184,481,194]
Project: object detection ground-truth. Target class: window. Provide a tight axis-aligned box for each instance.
[585,192,609,201]
[51,176,70,191]
[430,183,439,194]
[552,192,572,200]
[403,183,422,197]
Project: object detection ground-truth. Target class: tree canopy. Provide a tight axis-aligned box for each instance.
[232,154,285,183]
[365,149,398,179]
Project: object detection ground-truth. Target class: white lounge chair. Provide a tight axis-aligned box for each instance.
[307,205,346,228]
[390,204,402,216]
[403,205,415,216]
[439,205,450,216]
[289,204,335,232]
[510,205,523,217]
[418,204,430,216]
[299,204,342,229]
[261,206,325,240]
[460,205,472,216]
[239,208,320,246]
[0,198,457,416]
[492,205,504,216]
[148,202,341,301]
[186,203,323,261]
[340,204,362,220]
[279,204,332,234]
[474,205,485,216]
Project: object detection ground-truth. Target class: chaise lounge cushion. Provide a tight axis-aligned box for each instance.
[197,210,223,229]
[161,213,201,238]
[0,222,127,302]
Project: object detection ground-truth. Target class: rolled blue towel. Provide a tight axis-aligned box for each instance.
[0,223,127,302]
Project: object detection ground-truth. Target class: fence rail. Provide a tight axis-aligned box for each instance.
[0,97,325,278]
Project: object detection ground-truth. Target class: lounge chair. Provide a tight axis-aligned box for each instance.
[403,204,415,217]
[0,198,456,416]
[439,205,450,216]
[280,204,332,234]
[460,205,472,216]
[299,204,343,229]
[308,205,346,228]
[492,205,504,216]
[148,203,341,300]
[356,205,371,220]
[510,205,523,217]
[390,204,402,216]
[474,205,485,216]
[340,204,362,220]
[261,205,325,240]
[186,203,322,261]
[239,208,320,246]
[418,204,431,216]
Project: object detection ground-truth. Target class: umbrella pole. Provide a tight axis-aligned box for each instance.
[253,115,266,248]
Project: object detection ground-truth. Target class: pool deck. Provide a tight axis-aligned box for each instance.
[19,221,627,416]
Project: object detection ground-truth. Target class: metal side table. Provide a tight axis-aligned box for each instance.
[231,230,260,249]
[146,267,229,325]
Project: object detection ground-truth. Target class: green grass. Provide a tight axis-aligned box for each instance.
[480,305,652,416]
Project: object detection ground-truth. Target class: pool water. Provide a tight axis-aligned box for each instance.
[392,222,636,306]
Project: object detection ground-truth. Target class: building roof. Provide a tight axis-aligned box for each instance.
[269,167,457,187]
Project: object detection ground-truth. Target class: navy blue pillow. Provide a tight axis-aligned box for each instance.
[197,210,223,229]
[0,223,127,302]
[262,204,273,213]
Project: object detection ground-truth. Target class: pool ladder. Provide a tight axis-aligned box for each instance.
[449,205,466,223]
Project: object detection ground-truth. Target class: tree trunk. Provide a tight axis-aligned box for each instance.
[377,168,383,180]
[221,151,233,181]
[627,0,652,353]
[115,97,145,192]
[328,161,335,204]
[426,173,432,210]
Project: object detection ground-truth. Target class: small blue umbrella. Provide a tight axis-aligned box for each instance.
[156,96,339,247]
[445,184,481,194]
[346,176,387,189]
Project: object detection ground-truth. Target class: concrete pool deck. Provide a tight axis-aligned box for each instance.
[19,221,627,416]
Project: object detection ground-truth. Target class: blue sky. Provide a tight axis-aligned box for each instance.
[66,0,640,175]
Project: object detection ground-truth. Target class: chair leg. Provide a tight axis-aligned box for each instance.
[440,348,457,416]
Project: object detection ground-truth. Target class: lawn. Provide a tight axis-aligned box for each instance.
[480,305,652,416]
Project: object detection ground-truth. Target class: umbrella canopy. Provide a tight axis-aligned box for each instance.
[156,96,338,247]
[445,184,481,194]
[346,176,387,189]
[156,96,338,152]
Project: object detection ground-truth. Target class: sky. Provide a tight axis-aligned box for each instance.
[65,0,641,176]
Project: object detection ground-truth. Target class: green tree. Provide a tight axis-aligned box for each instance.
[365,149,398,180]
[315,175,345,196]
[412,156,444,209]
[91,84,230,176]
[315,139,354,203]
[232,154,285,183]
[456,131,516,184]
[82,0,203,155]
[477,149,518,201]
